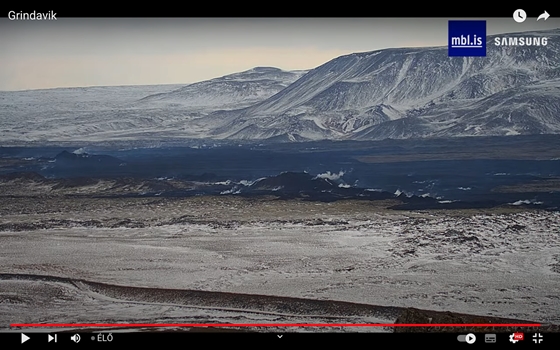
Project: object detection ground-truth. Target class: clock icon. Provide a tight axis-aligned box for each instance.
[514,9,527,23]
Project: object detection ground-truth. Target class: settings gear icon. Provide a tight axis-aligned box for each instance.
[510,334,519,343]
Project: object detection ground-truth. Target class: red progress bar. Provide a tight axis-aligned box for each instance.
[11,323,542,327]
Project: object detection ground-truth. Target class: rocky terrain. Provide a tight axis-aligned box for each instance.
[1,193,558,332]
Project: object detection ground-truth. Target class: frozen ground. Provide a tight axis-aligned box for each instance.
[0,196,558,332]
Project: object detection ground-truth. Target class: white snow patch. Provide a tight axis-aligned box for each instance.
[214,180,232,186]
[240,178,266,186]
[220,188,241,195]
[72,147,87,155]
[505,129,521,136]
[510,200,543,205]
[314,171,346,181]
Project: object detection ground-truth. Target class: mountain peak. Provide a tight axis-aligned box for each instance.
[216,28,560,141]
[247,67,283,73]
[3,29,559,143]
[134,66,307,111]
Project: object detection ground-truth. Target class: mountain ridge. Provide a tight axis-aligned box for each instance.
[1,28,559,143]
[206,28,560,141]
[135,67,309,110]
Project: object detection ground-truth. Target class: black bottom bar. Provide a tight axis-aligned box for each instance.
[3,331,559,348]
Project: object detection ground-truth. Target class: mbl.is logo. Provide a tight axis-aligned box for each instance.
[448,20,486,57]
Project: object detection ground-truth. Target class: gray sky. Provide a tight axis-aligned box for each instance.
[1,18,558,91]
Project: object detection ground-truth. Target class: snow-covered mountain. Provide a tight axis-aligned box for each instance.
[208,29,560,141]
[135,67,308,110]
[0,67,307,143]
[1,29,559,143]
[0,84,183,143]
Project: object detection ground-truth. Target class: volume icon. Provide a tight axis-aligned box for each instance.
[71,334,81,343]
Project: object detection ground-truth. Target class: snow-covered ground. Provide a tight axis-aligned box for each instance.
[1,198,558,331]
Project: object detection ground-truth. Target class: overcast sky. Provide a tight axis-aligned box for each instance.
[0,18,558,91]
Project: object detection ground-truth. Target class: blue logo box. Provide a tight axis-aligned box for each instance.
[448,20,486,57]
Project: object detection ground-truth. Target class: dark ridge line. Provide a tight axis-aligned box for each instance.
[0,273,400,319]
[0,273,541,326]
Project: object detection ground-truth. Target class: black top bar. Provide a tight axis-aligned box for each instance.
[0,6,553,18]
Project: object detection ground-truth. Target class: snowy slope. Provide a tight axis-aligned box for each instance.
[135,67,308,110]
[213,29,560,141]
[1,29,559,143]
[0,68,307,143]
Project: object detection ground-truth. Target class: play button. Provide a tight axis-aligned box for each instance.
[466,333,476,344]
[21,334,30,344]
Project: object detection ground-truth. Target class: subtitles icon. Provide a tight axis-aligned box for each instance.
[485,334,496,343]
